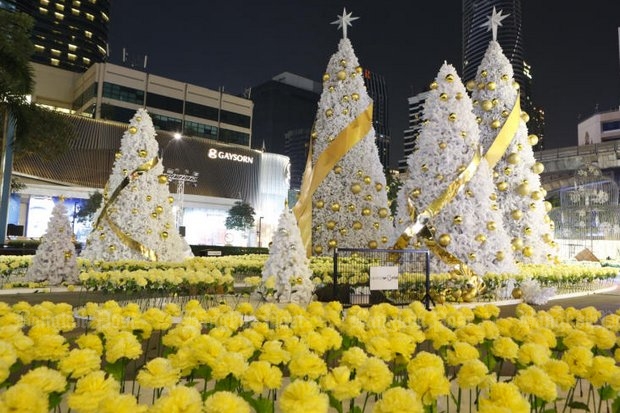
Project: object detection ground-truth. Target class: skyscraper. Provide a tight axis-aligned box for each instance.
[462,0,544,148]
[398,91,429,174]
[363,68,391,169]
[3,0,110,72]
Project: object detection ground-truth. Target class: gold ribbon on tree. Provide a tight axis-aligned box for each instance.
[93,156,160,261]
[392,94,521,276]
[293,104,374,257]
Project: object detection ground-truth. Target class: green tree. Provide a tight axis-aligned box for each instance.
[225,201,255,231]
[74,191,103,224]
[385,169,402,216]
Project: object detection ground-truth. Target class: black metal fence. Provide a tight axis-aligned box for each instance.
[329,248,432,309]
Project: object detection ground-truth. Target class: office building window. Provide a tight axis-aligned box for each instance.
[102,82,144,105]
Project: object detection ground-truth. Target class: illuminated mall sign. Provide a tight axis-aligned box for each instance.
[207,147,254,164]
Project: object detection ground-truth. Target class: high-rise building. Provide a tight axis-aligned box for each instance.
[462,0,544,148]
[2,0,110,72]
[398,91,429,174]
[362,68,391,169]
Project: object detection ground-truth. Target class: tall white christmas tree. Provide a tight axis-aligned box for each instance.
[393,62,517,278]
[293,8,392,256]
[26,198,79,285]
[469,7,558,264]
[80,109,193,262]
[261,204,314,305]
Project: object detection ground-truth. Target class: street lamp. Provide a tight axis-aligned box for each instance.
[257,216,263,248]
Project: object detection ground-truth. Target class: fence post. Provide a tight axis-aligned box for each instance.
[333,248,339,300]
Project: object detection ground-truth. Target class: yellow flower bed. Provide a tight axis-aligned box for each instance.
[0,300,618,412]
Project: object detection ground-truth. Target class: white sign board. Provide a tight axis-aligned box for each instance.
[369,266,399,291]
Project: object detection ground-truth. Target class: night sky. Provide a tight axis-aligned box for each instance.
[107,1,620,167]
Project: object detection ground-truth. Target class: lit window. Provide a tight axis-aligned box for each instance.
[97,45,106,54]
[68,43,77,51]
[82,57,90,65]
[71,8,79,15]
[50,58,60,66]
[67,53,77,61]
[85,12,94,21]
[84,30,92,39]
[101,12,109,22]
[40,0,49,5]
[51,48,61,56]
[38,6,48,14]
[55,3,64,11]
[54,12,64,20]
[72,0,80,5]
[34,44,45,52]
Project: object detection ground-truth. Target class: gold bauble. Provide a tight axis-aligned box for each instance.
[475,234,487,243]
[503,167,512,176]
[161,231,169,239]
[486,81,496,90]
[158,174,168,184]
[311,130,318,139]
[512,287,523,299]
[155,205,164,214]
[445,73,455,82]
[326,220,336,230]
[522,246,533,257]
[331,203,340,212]
[436,173,444,182]
[334,165,343,174]
[351,183,362,194]
[512,237,524,250]
[476,116,482,124]
[512,81,520,90]
[455,92,463,100]
[421,164,429,172]
[352,93,360,101]
[439,142,447,149]
[339,58,347,67]
[491,119,501,129]
[477,82,485,90]
[501,74,509,81]
[375,183,383,191]
[128,126,138,134]
[465,188,473,197]
[339,228,348,236]
[521,111,530,122]
[328,86,335,93]
[481,100,493,111]
[363,176,371,184]
[336,70,347,80]
[544,201,552,212]
[347,204,356,212]
[465,80,476,91]
[460,130,467,138]
[529,202,537,211]
[517,143,523,151]
[316,200,325,208]
[439,92,448,101]
[108,245,116,251]
[480,69,488,78]
[543,233,553,243]
[496,251,506,261]
[411,188,421,198]
[378,208,389,218]
[532,162,545,174]
[362,208,371,216]
[99,233,106,240]
[517,183,530,196]
[64,250,72,259]
[468,252,477,260]
[322,73,330,82]
[511,210,523,220]
[531,190,543,200]
[147,229,152,234]
[368,240,378,249]
[138,149,148,158]
[151,212,158,218]
[164,222,171,229]
[342,108,349,115]
[357,170,364,177]
[528,134,539,146]
[497,181,508,191]
[524,226,532,235]
[352,221,362,230]
[342,95,350,103]
[453,215,463,225]
[115,151,122,160]
[501,109,510,118]
[168,196,174,204]
[381,236,388,244]
[448,113,457,122]
[486,221,497,231]
[430,81,438,90]
[489,192,497,201]
[355,66,362,74]
[122,168,128,176]
[507,152,520,164]
[314,245,323,254]
[325,108,334,117]
[132,208,138,214]
[438,234,451,247]
[328,239,337,248]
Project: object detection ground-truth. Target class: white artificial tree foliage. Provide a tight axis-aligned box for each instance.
[394,62,517,277]
[81,108,193,262]
[261,206,314,305]
[26,199,79,285]
[308,36,393,256]
[470,40,558,264]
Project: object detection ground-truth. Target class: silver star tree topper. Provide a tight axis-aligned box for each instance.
[480,6,509,41]
[331,7,359,39]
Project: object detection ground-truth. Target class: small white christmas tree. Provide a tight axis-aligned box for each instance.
[26,198,79,285]
[293,9,393,256]
[261,204,314,305]
[394,62,517,278]
[81,108,193,262]
[469,7,558,264]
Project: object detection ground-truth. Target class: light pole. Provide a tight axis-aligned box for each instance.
[257,216,263,248]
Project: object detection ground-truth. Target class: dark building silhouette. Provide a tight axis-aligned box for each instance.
[398,91,429,173]
[3,0,110,72]
[362,69,391,169]
[462,0,544,149]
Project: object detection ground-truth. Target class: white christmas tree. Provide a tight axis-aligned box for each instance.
[261,204,314,305]
[393,62,517,278]
[293,8,392,256]
[26,198,79,285]
[469,7,558,264]
[80,109,193,262]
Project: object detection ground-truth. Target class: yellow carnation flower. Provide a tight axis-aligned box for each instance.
[408,366,450,405]
[456,359,490,389]
[136,357,181,389]
[357,356,393,394]
[373,386,423,413]
[278,379,329,413]
[58,348,101,379]
[562,346,593,377]
[517,342,551,366]
[340,346,368,370]
[319,365,361,401]
[211,351,248,380]
[259,340,291,366]
[104,330,142,363]
[204,390,251,413]
[447,341,479,366]
[514,365,557,402]
[478,382,530,413]
[586,355,618,387]
[18,366,66,394]
[542,359,576,390]
[149,385,202,413]
[241,360,282,394]
[68,370,121,413]
[288,350,327,380]
[491,336,519,361]
[0,382,48,413]
[142,307,173,331]
[96,394,147,413]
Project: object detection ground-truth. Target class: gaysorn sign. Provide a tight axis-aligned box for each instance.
[207,147,254,164]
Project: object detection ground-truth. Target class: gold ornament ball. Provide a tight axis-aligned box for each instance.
[350,183,362,194]
[503,167,512,176]
[147,229,152,234]
[512,81,520,90]
[368,240,378,249]
[465,80,476,91]
[529,202,537,211]
[325,108,334,117]
[322,73,330,82]
[352,93,360,101]
[517,183,530,196]
[497,181,508,191]
[496,251,506,261]
[375,183,383,191]
[342,95,349,103]
[328,239,337,248]
[364,194,373,201]
[158,174,168,184]
[480,69,488,78]
[331,203,340,212]
[486,221,497,231]
[334,165,343,174]
[544,201,553,212]
[357,170,364,178]
[373,222,380,229]
[501,73,509,81]
[512,237,524,250]
[352,221,362,230]
[456,92,463,100]
[168,196,174,204]
[355,66,363,74]
[108,245,116,252]
[438,234,451,247]
[314,245,323,254]
[521,111,530,122]
[531,190,543,200]
[481,100,493,111]
[532,162,545,174]
[445,73,455,82]
[411,188,421,198]
[522,246,533,257]
[448,113,457,122]
[99,233,106,240]
[132,208,138,214]
[528,134,539,146]
[339,228,348,236]
[491,119,501,129]
[128,126,138,134]
[381,236,388,243]
[114,151,122,160]
[378,208,389,218]
[507,152,520,164]
[511,210,523,220]
[543,233,553,243]
[475,234,487,243]
[328,86,335,93]
[138,149,148,158]
[146,195,152,202]
[489,192,497,201]
[122,168,128,176]
[155,205,164,214]
[326,220,336,230]
[347,204,356,212]
[164,222,171,229]
[421,164,429,172]
[161,231,169,239]
[363,176,371,184]
[337,70,347,80]
[316,200,325,208]
[339,58,347,67]
[468,252,477,260]
[439,142,447,150]
[362,208,371,216]
[436,173,444,182]
[439,92,448,101]
[476,116,482,124]
[501,109,510,118]
[151,212,158,218]
[524,226,532,236]
[453,215,463,225]
[311,130,318,139]
[512,287,523,299]
[430,81,438,90]
[64,251,72,259]
[486,81,496,90]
